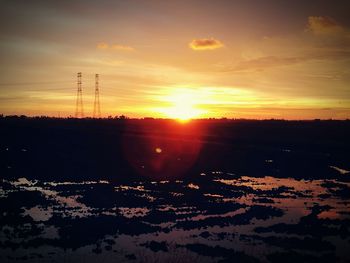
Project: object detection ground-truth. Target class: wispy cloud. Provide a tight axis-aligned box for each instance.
[96,42,135,51]
[189,38,224,50]
[306,16,345,36]
[110,44,135,51]
[234,56,306,72]
[214,56,308,73]
[96,42,109,49]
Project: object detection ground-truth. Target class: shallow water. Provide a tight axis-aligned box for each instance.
[1,172,350,263]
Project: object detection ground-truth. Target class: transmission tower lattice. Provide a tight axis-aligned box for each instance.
[75,72,84,118]
[93,74,101,118]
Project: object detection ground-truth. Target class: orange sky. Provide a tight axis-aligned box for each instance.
[0,0,349,119]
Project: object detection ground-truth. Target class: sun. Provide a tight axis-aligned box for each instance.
[160,90,204,121]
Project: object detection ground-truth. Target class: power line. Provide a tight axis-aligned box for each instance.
[0,80,72,86]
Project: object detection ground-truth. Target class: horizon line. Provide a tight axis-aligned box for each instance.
[1,114,349,122]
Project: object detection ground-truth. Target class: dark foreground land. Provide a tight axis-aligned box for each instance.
[0,117,350,262]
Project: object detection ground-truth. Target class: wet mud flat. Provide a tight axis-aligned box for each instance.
[1,174,350,262]
[0,117,350,262]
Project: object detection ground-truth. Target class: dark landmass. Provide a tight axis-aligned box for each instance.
[1,117,349,181]
[0,117,350,262]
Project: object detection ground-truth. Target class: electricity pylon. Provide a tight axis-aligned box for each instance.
[75,72,84,118]
[93,74,101,118]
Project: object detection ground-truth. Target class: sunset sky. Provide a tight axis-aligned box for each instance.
[0,0,349,119]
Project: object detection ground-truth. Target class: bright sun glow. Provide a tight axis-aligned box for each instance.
[160,89,205,121]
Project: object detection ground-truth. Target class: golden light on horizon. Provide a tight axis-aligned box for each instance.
[157,88,206,121]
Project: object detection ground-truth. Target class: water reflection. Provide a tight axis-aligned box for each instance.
[329,166,350,175]
[1,172,350,262]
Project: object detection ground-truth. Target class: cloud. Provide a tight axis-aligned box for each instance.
[189,38,224,50]
[216,49,350,74]
[96,42,135,51]
[235,56,306,71]
[215,56,308,73]
[307,16,344,35]
[96,42,109,49]
[305,16,350,50]
[110,44,135,51]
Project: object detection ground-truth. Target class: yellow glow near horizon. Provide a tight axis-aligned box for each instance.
[153,86,266,120]
[159,89,206,121]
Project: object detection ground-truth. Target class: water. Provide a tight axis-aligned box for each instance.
[1,172,350,262]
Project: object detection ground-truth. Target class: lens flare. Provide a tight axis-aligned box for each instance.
[122,120,204,180]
